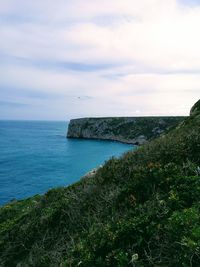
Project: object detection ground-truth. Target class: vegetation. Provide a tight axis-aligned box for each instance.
[0,101,200,266]
[106,117,184,140]
[67,117,185,144]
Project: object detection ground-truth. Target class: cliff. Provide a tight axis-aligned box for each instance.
[190,99,200,116]
[67,116,185,145]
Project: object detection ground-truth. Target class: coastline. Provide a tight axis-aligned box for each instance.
[67,136,141,145]
[67,116,185,146]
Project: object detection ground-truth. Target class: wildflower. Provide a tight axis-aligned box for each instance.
[196,166,200,176]
[131,253,139,262]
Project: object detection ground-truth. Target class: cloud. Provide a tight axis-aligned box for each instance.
[0,100,29,107]
[0,0,199,119]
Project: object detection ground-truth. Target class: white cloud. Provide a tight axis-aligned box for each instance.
[0,0,199,119]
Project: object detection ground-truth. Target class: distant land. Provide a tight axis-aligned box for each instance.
[67,116,185,145]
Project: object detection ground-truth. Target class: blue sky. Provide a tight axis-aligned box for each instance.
[0,0,199,120]
[179,0,200,6]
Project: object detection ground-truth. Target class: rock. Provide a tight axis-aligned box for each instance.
[81,166,102,180]
[67,116,185,145]
[190,99,200,116]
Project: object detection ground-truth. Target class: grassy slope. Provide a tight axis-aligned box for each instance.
[103,117,185,140]
[0,102,200,267]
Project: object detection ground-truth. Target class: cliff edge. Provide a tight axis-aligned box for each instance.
[67,116,185,145]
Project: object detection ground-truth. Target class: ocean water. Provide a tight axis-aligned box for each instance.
[0,121,135,206]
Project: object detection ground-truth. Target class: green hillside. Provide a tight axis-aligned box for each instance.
[0,100,200,267]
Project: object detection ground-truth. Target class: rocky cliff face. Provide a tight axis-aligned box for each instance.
[190,99,200,116]
[67,117,185,145]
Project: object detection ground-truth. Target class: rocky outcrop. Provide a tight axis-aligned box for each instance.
[67,117,185,145]
[190,99,200,116]
[81,166,102,181]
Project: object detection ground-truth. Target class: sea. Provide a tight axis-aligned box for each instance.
[0,120,136,206]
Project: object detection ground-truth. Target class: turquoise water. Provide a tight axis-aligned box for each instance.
[0,121,135,205]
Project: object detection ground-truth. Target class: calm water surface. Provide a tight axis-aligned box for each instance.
[0,121,136,205]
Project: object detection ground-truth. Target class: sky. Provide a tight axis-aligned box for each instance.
[0,0,200,120]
